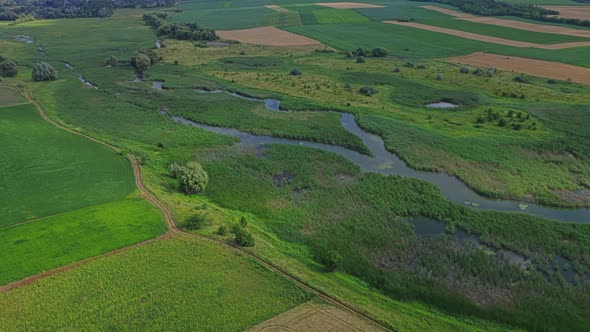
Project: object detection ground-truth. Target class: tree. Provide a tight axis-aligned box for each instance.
[322,251,343,271]
[31,62,58,81]
[185,214,207,230]
[359,86,378,96]
[178,162,208,194]
[0,59,17,77]
[168,162,182,178]
[356,56,365,64]
[355,48,367,57]
[436,73,444,81]
[240,216,248,228]
[371,47,388,57]
[217,225,228,235]
[234,226,255,247]
[290,68,302,76]
[460,66,470,74]
[131,54,150,76]
[104,55,118,67]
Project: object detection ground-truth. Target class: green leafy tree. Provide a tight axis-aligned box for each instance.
[178,162,208,194]
[168,162,182,179]
[0,59,17,77]
[356,56,365,64]
[322,251,343,271]
[240,216,248,228]
[131,54,150,76]
[371,47,388,57]
[185,214,208,230]
[31,62,58,81]
[234,226,255,247]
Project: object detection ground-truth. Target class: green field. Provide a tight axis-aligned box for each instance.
[0,235,310,331]
[0,103,135,226]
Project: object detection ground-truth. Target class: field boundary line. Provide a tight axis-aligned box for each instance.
[7,85,393,331]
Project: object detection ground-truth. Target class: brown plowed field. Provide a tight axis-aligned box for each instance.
[543,6,590,20]
[383,20,590,49]
[449,52,590,85]
[247,301,388,332]
[217,27,322,48]
[315,2,384,9]
[421,5,590,38]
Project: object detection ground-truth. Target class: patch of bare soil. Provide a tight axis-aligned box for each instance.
[315,2,384,9]
[247,301,387,332]
[543,6,590,20]
[448,52,590,85]
[266,5,289,13]
[383,20,590,49]
[217,27,323,49]
[421,5,590,38]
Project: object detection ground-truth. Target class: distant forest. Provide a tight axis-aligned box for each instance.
[415,0,590,27]
[0,0,177,21]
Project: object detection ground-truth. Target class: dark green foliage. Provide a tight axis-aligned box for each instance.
[354,48,368,57]
[168,162,182,179]
[104,55,118,67]
[486,68,495,77]
[220,57,282,68]
[0,59,17,77]
[143,13,218,41]
[436,73,443,81]
[371,47,388,57]
[130,54,150,76]
[359,86,378,96]
[290,68,302,76]
[416,64,428,69]
[514,75,529,84]
[217,225,228,235]
[393,67,400,73]
[31,62,58,81]
[356,56,365,64]
[137,49,161,65]
[321,251,343,271]
[185,214,208,230]
[403,62,415,68]
[459,66,469,74]
[234,226,255,247]
[240,216,248,228]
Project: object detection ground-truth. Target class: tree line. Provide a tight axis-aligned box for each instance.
[142,12,219,41]
[413,0,590,27]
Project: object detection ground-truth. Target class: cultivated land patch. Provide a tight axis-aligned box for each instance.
[544,6,590,20]
[217,26,323,48]
[247,301,387,331]
[449,52,590,85]
[266,5,289,13]
[383,20,590,49]
[315,2,385,9]
[421,5,590,38]
[0,236,309,331]
[0,87,25,106]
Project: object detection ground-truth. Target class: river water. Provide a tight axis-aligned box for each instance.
[152,81,589,224]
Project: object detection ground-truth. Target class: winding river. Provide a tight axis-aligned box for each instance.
[153,81,590,224]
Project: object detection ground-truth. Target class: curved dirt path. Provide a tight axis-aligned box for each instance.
[1,86,393,331]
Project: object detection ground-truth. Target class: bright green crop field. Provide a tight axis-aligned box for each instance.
[0,235,310,331]
[0,103,135,226]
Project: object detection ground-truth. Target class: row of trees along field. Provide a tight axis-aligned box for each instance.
[414,0,590,27]
[0,0,177,21]
[142,12,218,41]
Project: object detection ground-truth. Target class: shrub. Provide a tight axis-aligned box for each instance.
[178,162,208,194]
[0,59,17,77]
[130,54,150,76]
[547,79,558,84]
[322,251,343,271]
[460,66,470,74]
[403,62,415,68]
[356,56,365,64]
[240,216,248,228]
[473,68,484,76]
[514,75,529,84]
[31,62,58,81]
[436,73,443,81]
[359,86,378,96]
[393,67,400,73]
[355,48,367,57]
[487,68,495,77]
[185,214,208,230]
[290,68,302,76]
[104,55,118,67]
[345,51,353,58]
[234,226,255,247]
[371,47,388,57]
[168,162,182,178]
[217,225,228,236]
[416,64,427,69]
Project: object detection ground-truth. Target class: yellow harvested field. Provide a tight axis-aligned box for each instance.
[265,5,289,13]
[449,52,590,86]
[315,2,384,9]
[543,6,590,20]
[383,20,590,49]
[421,5,590,38]
[247,301,387,332]
[217,27,323,48]
[420,5,475,18]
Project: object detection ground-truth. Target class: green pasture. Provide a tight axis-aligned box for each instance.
[0,197,165,285]
[0,235,310,331]
[0,103,135,226]
[313,9,370,24]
